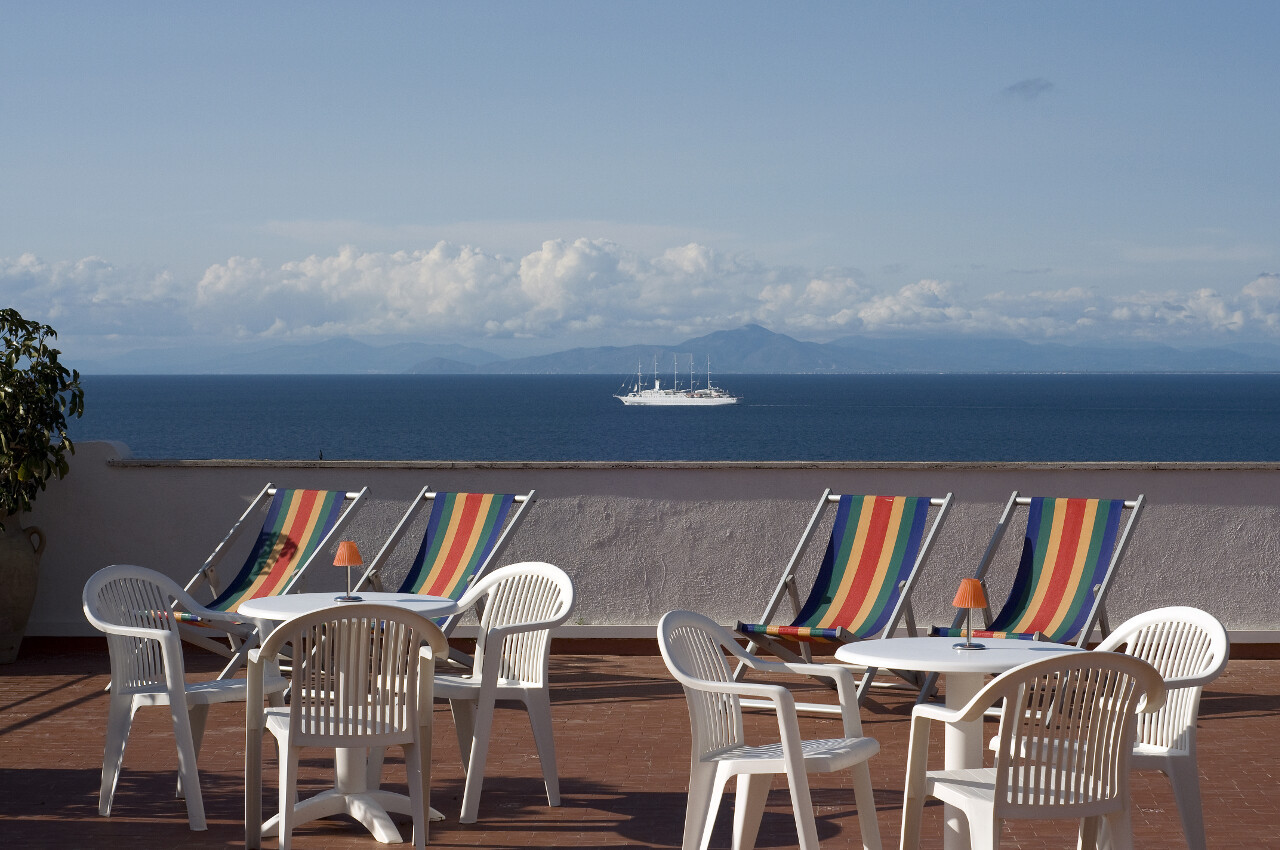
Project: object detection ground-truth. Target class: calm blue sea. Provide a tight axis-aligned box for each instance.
[68,373,1280,462]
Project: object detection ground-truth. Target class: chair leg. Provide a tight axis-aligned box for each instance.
[733,772,770,850]
[850,761,882,850]
[1079,815,1100,850]
[403,742,425,850]
[1166,757,1208,850]
[682,761,719,850]
[245,728,263,849]
[968,813,1001,850]
[98,694,134,817]
[1102,808,1134,850]
[419,714,435,832]
[168,700,207,831]
[178,703,210,799]
[450,698,477,772]
[366,746,387,789]
[525,688,561,806]
[459,691,497,824]
[783,767,819,850]
[279,745,299,850]
[900,773,927,850]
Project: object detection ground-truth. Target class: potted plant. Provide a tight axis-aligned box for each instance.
[1,308,84,662]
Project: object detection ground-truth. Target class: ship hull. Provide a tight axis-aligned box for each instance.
[616,392,738,406]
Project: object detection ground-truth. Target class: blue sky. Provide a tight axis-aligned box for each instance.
[3,2,1278,362]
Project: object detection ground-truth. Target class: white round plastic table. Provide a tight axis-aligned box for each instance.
[239,592,458,843]
[835,636,1085,850]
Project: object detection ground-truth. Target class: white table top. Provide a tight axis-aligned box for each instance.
[834,636,1084,675]
[238,591,457,622]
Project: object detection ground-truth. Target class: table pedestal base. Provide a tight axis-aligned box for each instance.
[259,748,444,844]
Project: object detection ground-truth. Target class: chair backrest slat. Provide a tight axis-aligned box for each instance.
[987,654,1162,817]
[989,497,1126,642]
[209,488,351,613]
[660,614,744,759]
[83,566,191,694]
[791,494,932,638]
[262,605,443,746]
[470,564,574,687]
[1097,606,1229,754]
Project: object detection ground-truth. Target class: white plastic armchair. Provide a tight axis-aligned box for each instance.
[245,603,449,850]
[901,652,1165,850]
[1094,606,1229,850]
[432,561,575,823]
[658,609,882,850]
[82,564,287,831]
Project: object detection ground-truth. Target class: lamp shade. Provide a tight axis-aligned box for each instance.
[952,577,987,610]
[333,540,363,567]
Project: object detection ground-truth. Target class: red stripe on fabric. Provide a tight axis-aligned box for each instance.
[824,496,893,629]
[256,489,318,598]
[1024,498,1086,635]
[424,494,483,597]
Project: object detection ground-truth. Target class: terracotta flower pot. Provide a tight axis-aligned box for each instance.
[0,518,46,663]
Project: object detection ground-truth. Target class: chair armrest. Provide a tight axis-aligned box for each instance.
[687,676,797,707]
[911,701,965,724]
[747,658,864,734]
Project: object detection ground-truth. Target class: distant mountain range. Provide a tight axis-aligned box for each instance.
[78,324,1280,374]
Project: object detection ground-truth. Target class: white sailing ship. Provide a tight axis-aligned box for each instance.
[615,356,740,406]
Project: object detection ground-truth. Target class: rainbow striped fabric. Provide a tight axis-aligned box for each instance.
[397,492,517,602]
[933,497,1125,642]
[201,488,348,615]
[738,494,931,644]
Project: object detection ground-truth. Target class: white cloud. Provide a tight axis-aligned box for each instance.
[5,246,1280,357]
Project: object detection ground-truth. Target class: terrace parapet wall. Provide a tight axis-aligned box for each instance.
[24,441,1280,645]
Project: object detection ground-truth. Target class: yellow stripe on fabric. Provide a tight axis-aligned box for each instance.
[1009,499,1068,635]
[1040,498,1100,639]
[848,495,906,631]
[437,493,495,598]
[241,493,308,602]
[815,495,875,629]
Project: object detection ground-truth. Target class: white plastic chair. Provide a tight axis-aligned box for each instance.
[432,561,575,823]
[245,603,448,850]
[1094,606,1229,850]
[658,609,882,850]
[901,652,1166,850]
[82,564,287,831]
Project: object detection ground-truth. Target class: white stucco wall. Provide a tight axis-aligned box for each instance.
[20,441,1280,641]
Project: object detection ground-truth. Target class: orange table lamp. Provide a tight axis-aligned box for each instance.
[334,540,363,602]
[952,577,988,650]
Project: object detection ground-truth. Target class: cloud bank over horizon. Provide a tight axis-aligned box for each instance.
[4,241,1280,358]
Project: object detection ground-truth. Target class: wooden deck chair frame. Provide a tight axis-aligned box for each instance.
[736,489,953,712]
[179,483,366,678]
[355,487,535,666]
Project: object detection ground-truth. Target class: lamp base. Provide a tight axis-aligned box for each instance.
[333,594,363,602]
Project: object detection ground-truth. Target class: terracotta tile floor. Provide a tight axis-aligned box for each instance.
[1,639,1277,849]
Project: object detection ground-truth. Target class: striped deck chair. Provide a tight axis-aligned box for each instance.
[736,490,953,708]
[929,493,1143,648]
[179,484,366,677]
[357,488,535,665]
